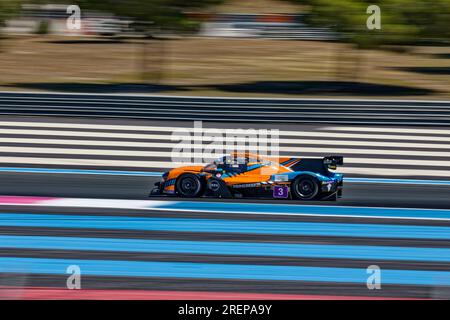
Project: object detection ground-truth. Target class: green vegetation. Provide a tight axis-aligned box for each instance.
[284,0,450,79]
[0,0,20,57]
[0,0,21,30]
[35,19,49,35]
[46,0,224,32]
[288,0,450,48]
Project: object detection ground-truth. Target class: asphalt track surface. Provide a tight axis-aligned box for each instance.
[1,172,450,209]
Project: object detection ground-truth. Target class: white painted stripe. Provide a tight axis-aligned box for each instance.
[0,157,187,168]
[1,124,450,143]
[1,139,450,156]
[325,126,450,135]
[0,121,168,132]
[1,146,449,167]
[345,158,450,167]
[0,129,450,149]
[0,147,172,157]
[39,198,173,209]
[1,196,448,221]
[0,156,449,177]
[339,167,450,177]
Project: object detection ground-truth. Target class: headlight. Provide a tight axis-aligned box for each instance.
[162,171,169,180]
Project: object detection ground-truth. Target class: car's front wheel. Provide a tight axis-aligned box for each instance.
[176,174,203,198]
[291,175,319,200]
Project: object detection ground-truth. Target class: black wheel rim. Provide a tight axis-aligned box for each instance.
[179,177,200,196]
[296,179,317,199]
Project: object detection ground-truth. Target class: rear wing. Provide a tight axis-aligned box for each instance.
[288,156,343,175]
[323,156,344,170]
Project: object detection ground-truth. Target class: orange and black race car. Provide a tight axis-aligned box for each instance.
[150,152,344,201]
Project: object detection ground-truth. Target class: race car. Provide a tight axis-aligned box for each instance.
[150,152,344,201]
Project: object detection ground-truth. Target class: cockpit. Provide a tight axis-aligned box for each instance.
[203,154,270,175]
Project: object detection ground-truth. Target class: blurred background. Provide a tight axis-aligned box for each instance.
[0,0,450,301]
[0,0,448,98]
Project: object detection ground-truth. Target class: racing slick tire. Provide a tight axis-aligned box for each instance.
[291,175,320,200]
[176,173,204,198]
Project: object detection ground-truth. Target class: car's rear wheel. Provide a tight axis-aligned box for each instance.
[176,174,203,198]
[291,176,319,200]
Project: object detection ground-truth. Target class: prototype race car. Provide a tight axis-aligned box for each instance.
[150,152,344,201]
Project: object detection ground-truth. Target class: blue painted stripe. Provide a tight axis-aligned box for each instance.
[1,167,450,185]
[1,257,449,286]
[1,235,450,262]
[1,213,450,240]
[158,201,450,220]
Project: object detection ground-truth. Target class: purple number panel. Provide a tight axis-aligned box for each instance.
[273,186,288,198]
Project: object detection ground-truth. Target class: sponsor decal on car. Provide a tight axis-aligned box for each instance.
[209,180,221,192]
[232,183,261,189]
